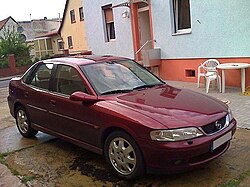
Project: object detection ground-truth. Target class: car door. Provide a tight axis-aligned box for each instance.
[48,64,100,146]
[24,63,53,128]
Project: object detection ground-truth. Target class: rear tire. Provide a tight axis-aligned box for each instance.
[104,131,145,180]
[15,106,38,138]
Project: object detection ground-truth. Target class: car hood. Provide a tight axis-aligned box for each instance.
[114,85,228,129]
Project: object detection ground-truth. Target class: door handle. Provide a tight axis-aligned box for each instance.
[50,100,56,106]
[24,92,29,98]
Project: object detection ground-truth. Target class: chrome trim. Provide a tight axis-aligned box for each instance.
[25,84,70,98]
[49,111,100,129]
[199,115,230,136]
[27,104,47,112]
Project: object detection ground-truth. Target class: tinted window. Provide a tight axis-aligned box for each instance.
[54,65,88,95]
[29,63,53,90]
[81,60,163,95]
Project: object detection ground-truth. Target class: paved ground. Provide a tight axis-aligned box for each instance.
[0,81,250,187]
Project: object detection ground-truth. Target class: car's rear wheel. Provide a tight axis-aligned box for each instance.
[104,131,145,179]
[15,106,38,138]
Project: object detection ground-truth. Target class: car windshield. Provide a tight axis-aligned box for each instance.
[80,60,164,95]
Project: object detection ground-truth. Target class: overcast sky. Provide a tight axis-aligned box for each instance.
[0,0,66,21]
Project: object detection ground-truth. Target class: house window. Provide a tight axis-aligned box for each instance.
[79,7,84,21]
[70,10,76,23]
[173,0,191,33]
[67,36,73,49]
[57,39,64,50]
[102,5,116,42]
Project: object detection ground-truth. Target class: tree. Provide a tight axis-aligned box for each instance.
[0,27,31,68]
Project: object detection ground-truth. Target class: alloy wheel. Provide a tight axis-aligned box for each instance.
[108,137,136,175]
[16,109,29,134]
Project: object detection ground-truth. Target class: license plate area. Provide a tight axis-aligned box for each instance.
[212,131,232,151]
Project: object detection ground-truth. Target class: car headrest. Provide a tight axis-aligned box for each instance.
[37,71,50,80]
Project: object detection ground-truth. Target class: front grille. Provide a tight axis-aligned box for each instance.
[201,116,227,135]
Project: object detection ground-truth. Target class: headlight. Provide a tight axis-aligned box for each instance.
[228,108,234,122]
[150,127,204,142]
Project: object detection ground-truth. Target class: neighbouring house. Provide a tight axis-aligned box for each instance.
[34,30,64,59]
[83,0,250,88]
[59,0,89,54]
[18,18,61,59]
[0,16,19,38]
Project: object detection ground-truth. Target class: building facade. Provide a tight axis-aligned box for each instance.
[0,17,19,38]
[151,0,250,87]
[83,0,134,58]
[59,0,88,54]
[18,18,61,60]
[34,31,64,59]
[84,0,250,88]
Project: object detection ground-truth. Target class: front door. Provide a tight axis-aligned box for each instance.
[131,1,153,62]
[48,64,100,146]
[138,5,151,53]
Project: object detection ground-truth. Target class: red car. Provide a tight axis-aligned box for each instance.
[8,56,236,179]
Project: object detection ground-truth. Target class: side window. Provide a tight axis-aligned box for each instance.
[29,63,53,90]
[102,4,116,42]
[54,65,88,95]
[67,36,73,49]
[22,64,38,84]
[70,9,76,23]
[173,0,191,33]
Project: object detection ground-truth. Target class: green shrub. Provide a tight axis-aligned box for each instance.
[0,27,32,68]
[0,58,9,69]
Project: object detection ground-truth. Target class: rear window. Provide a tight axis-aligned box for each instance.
[28,63,53,90]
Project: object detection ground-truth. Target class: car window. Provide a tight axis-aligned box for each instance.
[54,65,88,95]
[29,63,53,90]
[81,60,163,95]
[22,63,38,84]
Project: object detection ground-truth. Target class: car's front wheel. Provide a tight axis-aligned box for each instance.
[15,106,38,138]
[104,131,145,179]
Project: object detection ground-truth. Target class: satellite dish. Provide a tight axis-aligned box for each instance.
[17,26,24,33]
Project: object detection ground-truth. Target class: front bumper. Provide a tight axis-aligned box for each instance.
[138,119,237,174]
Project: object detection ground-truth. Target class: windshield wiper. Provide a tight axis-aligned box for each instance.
[101,89,132,95]
[133,83,164,90]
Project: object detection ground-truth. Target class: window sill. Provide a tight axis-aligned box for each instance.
[172,29,192,36]
[106,39,116,43]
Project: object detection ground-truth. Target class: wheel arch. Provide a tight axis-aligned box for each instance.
[101,126,146,164]
[14,101,24,117]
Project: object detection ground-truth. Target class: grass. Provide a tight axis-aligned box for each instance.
[219,170,250,187]
[21,175,35,183]
[0,151,11,163]
[0,151,35,184]
[12,169,20,176]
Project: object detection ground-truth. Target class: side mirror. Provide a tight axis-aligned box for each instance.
[70,91,99,103]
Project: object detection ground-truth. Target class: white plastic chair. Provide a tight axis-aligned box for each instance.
[197,59,221,93]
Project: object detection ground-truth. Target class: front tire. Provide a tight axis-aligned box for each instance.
[15,106,38,138]
[104,131,145,180]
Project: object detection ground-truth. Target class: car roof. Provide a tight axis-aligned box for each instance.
[44,55,129,66]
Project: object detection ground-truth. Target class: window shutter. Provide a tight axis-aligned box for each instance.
[105,8,114,23]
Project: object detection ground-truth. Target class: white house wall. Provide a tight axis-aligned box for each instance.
[0,19,18,38]
[151,0,250,59]
[83,0,134,58]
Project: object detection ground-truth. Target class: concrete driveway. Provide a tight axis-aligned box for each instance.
[0,84,250,187]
